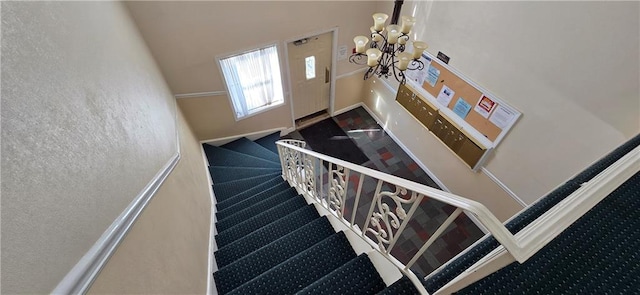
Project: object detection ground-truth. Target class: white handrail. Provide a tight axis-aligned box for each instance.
[276,141,522,252]
[276,140,640,292]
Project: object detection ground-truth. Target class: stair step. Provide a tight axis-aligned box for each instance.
[212,172,282,201]
[215,205,320,268]
[222,137,281,164]
[215,197,307,247]
[297,254,387,295]
[216,187,298,232]
[424,181,583,293]
[202,143,280,168]
[214,217,335,294]
[377,276,420,295]
[226,231,356,295]
[216,179,289,213]
[209,166,280,183]
[254,131,281,155]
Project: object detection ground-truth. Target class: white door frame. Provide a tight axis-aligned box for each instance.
[283,27,338,128]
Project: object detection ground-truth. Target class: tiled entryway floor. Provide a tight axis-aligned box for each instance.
[284,106,485,278]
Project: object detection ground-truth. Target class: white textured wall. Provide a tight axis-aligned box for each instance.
[367,1,639,205]
[1,2,177,293]
[88,109,211,294]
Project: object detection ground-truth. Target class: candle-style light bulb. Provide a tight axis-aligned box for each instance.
[353,36,369,54]
[366,48,382,67]
[400,16,416,34]
[412,41,428,59]
[372,13,388,31]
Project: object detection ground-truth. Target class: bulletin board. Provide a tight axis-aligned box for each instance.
[409,53,521,145]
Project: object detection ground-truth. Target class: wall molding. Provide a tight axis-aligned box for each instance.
[481,167,528,207]
[52,152,181,294]
[332,102,367,117]
[175,90,227,99]
[203,143,218,295]
[200,127,289,146]
[336,67,368,80]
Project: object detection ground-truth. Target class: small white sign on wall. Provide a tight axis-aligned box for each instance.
[337,45,348,61]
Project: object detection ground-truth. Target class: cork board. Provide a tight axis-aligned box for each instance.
[418,55,518,143]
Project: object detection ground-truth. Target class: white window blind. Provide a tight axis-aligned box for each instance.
[219,45,285,119]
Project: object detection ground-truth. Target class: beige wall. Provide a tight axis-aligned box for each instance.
[178,94,293,140]
[334,71,367,113]
[1,2,209,293]
[89,109,211,294]
[364,1,639,206]
[125,1,376,140]
[363,79,523,221]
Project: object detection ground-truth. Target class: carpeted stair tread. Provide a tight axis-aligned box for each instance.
[216,180,289,213]
[377,276,420,295]
[215,205,320,268]
[216,187,299,232]
[458,171,640,294]
[423,180,583,293]
[222,137,281,164]
[216,197,308,248]
[212,172,282,201]
[570,133,640,184]
[254,131,281,155]
[226,231,356,295]
[209,166,281,183]
[296,254,386,295]
[214,217,336,294]
[202,143,280,168]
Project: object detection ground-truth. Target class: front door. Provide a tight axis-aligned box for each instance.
[288,31,332,119]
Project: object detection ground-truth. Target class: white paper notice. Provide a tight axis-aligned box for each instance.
[489,104,517,129]
[405,55,430,85]
[436,85,455,107]
[474,95,497,118]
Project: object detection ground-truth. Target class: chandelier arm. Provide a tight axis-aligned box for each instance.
[407,59,425,71]
[349,53,368,66]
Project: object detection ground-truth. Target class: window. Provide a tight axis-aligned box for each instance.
[305,56,316,80]
[219,45,285,119]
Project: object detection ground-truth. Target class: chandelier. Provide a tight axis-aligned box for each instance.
[349,0,427,84]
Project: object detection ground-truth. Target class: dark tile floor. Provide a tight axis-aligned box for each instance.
[283,106,485,278]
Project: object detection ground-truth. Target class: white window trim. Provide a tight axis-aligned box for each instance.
[216,42,287,122]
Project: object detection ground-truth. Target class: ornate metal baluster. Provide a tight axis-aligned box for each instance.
[363,180,384,234]
[327,164,348,218]
[365,184,420,253]
[302,153,317,200]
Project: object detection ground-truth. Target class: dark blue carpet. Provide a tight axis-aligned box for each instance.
[205,133,430,294]
[459,171,640,294]
[425,133,640,293]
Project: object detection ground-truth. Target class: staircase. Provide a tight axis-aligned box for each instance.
[204,132,420,295]
[424,133,640,294]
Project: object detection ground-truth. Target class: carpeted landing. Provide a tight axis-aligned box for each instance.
[204,132,420,294]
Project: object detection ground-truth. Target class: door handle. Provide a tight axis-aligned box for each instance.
[325,67,330,83]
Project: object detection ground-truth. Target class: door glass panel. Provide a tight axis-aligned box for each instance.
[305,56,316,80]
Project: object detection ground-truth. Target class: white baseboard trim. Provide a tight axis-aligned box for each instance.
[332,102,367,117]
[358,103,451,193]
[202,143,218,295]
[357,102,490,233]
[201,127,288,146]
[52,153,181,294]
[175,90,226,99]
[481,167,528,207]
